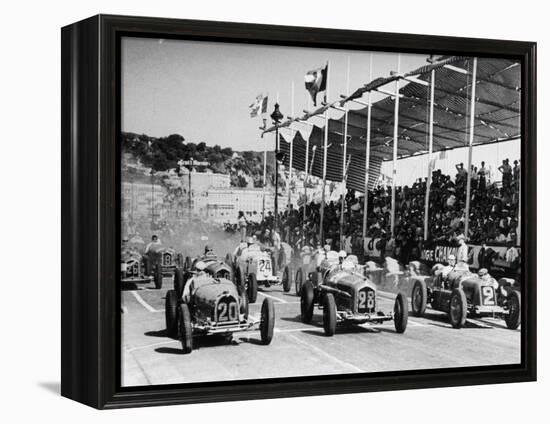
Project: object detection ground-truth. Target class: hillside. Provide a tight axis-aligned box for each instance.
[122,132,277,188]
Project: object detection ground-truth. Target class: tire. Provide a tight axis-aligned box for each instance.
[411,279,427,317]
[278,248,287,270]
[144,255,152,275]
[176,253,184,267]
[449,287,468,329]
[174,268,185,298]
[504,289,521,330]
[295,267,303,295]
[178,303,193,353]
[260,298,275,345]
[247,273,258,304]
[225,253,234,267]
[322,293,336,336]
[300,281,314,324]
[394,292,408,333]
[282,266,291,292]
[154,266,163,289]
[165,289,178,338]
[184,256,192,272]
[240,291,249,319]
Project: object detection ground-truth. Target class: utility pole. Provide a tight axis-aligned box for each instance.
[178,157,208,223]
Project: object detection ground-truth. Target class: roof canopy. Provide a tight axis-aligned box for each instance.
[266,56,521,161]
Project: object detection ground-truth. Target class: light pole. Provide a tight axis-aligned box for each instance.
[270,103,283,231]
[179,157,208,223]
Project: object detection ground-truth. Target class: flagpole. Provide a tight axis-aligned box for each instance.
[319,60,329,246]
[390,55,401,239]
[362,53,373,240]
[262,133,267,220]
[340,56,351,250]
[302,94,312,246]
[423,68,436,240]
[288,81,295,214]
[464,57,478,239]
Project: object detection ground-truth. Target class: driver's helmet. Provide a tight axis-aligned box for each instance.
[204,245,215,256]
[338,250,348,263]
[447,254,456,266]
[246,236,254,246]
[195,260,207,272]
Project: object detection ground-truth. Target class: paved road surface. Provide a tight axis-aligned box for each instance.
[121,277,520,387]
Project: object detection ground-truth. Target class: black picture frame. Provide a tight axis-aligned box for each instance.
[61,14,537,409]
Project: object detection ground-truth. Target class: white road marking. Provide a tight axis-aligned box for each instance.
[131,291,158,313]
[258,291,288,303]
[126,339,179,353]
[287,333,363,373]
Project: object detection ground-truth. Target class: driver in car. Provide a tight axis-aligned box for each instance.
[182,260,208,303]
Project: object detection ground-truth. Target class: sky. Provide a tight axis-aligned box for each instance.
[121,37,429,151]
[121,37,521,183]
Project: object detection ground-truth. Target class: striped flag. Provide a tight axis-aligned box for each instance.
[304,63,328,106]
[249,94,268,118]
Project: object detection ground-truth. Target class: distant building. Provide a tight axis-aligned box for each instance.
[122,181,166,223]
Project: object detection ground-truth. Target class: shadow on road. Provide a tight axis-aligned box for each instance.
[145,329,169,338]
[37,381,60,395]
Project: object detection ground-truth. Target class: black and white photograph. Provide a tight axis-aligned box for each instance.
[120,36,523,387]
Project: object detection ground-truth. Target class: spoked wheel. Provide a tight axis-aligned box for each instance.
[449,288,467,329]
[411,279,427,317]
[295,268,303,295]
[300,281,314,324]
[165,289,179,338]
[394,292,408,333]
[322,293,336,336]
[504,289,521,330]
[178,303,193,353]
[247,273,258,304]
[282,266,291,293]
[260,298,275,345]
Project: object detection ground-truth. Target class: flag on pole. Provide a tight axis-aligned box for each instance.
[249,94,268,118]
[304,63,328,106]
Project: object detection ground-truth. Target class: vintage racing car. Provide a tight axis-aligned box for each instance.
[165,261,275,353]
[409,261,521,329]
[120,250,152,286]
[143,244,183,289]
[175,252,235,298]
[300,251,408,336]
[228,241,291,303]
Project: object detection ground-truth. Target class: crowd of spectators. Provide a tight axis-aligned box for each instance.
[250,158,520,265]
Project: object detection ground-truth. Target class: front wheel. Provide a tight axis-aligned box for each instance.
[449,287,468,329]
[178,303,193,353]
[300,281,314,324]
[322,293,336,336]
[411,279,427,317]
[174,268,185,298]
[394,292,408,333]
[247,273,258,304]
[165,289,178,338]
[260,298,275,345]
[154,266,163,290]
[504,290,521,330]
[240,291,249,319]
[295,267,304,295]
[184,256,192,272]
[282,266,291,292]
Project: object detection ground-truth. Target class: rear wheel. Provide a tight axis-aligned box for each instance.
[449,288,467,329]
[240,291,249,319]
[394,292,408,333]
[411,279,427,317]
[165,290,178,338]
[504,290,521,330]
[322,293,336,336]
[178,303,193,353]
[260,298,275,345]
[174,268,185,298]
[282,266,291,292]
[184,256,192,272]
[295,268,303,295]
[300,281,314,324]
[154,266,163,289]
[247,273,258,304]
